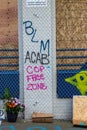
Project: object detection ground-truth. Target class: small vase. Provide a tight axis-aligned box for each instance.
[7,111,18,122]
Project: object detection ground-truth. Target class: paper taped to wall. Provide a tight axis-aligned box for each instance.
[26,0,47,7]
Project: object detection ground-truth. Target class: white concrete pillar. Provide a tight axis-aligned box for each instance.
[19,0,56,120]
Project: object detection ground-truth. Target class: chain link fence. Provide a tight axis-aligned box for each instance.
[1,0,87,101]
[22,0,54,119]
[0,0,19,98]
[56,0,87,98]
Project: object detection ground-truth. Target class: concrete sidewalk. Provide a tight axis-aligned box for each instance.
[0,119,86,130]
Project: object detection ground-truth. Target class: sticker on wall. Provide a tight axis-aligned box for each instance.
[26,0,47,7]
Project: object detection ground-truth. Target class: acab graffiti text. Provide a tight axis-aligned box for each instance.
[25,51,50,65]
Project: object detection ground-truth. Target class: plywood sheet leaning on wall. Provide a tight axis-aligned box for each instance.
[73,96,87,126]
[0,0,18,70]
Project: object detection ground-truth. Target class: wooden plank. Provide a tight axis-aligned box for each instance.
[32,117,53,123]
[32,112,53,118]
[32,112,53,123]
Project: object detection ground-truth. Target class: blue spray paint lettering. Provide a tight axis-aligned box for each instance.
[40,39,50,56]
[0,126,15,130]
[27,126,46,130]
[23,20,50,60]
[55,126,61,130]
[23,21,38,43]
[0,126,80,130]
[27,126,61,130]
[0,126,62,130]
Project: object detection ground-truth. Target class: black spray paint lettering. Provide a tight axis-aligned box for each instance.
[23,21,38,43]
[25,51,50,65]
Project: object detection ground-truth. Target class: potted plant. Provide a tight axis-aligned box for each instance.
[4,97,25,122]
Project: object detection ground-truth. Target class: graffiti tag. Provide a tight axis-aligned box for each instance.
[26,66,47,91]
[65,70,87,95]
[25,51,50,65]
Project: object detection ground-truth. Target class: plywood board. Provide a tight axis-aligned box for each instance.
[73,96,87,126]
[0,0,18,70]
[0,0,18,48]
[56,0,87,70]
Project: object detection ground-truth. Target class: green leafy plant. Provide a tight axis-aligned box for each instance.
[4,87,11,100]
[0,87,11,99]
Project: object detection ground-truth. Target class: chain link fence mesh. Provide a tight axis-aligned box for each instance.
[22,0,53,119]
[1,0,87,101]
[56,0,87,98]
[0,0,19,98]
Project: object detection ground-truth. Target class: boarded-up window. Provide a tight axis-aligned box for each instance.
[0,0,19,98]
[0,0,18,70]
[56,0,87,98]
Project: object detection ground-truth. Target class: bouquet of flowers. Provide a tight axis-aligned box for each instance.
[4,97,25,114]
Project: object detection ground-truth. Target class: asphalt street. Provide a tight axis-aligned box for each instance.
[0,119,87,130]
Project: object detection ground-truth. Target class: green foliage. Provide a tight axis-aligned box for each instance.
[4,87,11,100]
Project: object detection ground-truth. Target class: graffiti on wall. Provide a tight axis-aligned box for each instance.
[24,50,50,65]
[65,70,87,95]
[26,66,47,91]
[23,20,50,91]
[0,125,82,130]
[23,21,50,56]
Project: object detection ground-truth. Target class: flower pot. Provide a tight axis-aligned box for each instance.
[7,111,18,122]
